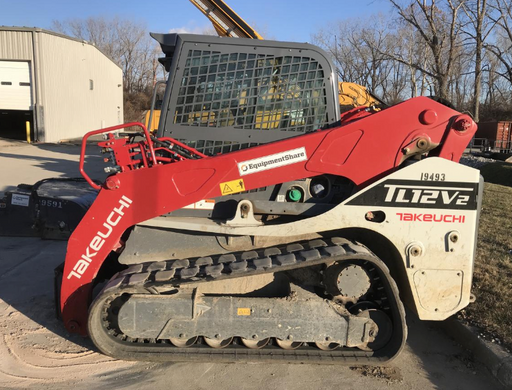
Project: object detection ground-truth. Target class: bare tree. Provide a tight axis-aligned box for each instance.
[310,0,511,117]
[392,24,433,98]
[312,16,410,103]
[486,0,512,87]
[459,0,496,121]
[312,20,368,85]
[480,52,506,118]
[387,0,464,101]
[448,50,473,108]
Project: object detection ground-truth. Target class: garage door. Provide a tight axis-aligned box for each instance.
[0,61,32,110]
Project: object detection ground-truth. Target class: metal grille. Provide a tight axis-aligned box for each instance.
[174,50,328,133]
[180,138,257,155]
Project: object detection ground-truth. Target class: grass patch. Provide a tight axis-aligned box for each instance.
[462,164,512,348]
[480,161,512,187]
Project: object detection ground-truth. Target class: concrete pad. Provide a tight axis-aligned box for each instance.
[0,137,27,148]
[0,142,107,197]
[0,236,505,390]
[441,318,512,389]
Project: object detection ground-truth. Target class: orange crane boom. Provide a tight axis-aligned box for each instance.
[189,0,263,39]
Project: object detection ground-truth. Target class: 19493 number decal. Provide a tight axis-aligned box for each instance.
[421,173,446,181]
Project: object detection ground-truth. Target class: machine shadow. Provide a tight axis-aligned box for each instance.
[403,310,504,389]
[0,236,178,390]
[0,237,95,350]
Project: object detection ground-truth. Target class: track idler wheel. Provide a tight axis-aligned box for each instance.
[241,337,270,349]
[356,309,393,351]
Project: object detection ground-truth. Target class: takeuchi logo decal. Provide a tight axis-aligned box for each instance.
[67,195,132,280]
[237,147,307,176]
[396,213,466,223]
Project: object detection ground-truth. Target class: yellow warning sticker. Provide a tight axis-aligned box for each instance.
[237,308,251,316]
[220,179,245,195]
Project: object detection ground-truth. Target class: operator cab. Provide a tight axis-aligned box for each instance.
[151,33,340,155]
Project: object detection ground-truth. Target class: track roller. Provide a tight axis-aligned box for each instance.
[204,336,233,349]
[170,336,198,347]
[241,337,270,349]
[276,339,303,350]
[315,341,341,350]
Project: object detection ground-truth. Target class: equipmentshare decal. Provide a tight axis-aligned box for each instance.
[347,179,478,210]
[237,147,307,176]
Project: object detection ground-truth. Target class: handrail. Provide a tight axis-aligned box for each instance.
[147,80,166,134]
[79,122,156,190]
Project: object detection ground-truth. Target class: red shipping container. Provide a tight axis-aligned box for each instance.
[475,121,512,150]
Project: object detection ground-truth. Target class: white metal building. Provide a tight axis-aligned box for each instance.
[0,27,123,142]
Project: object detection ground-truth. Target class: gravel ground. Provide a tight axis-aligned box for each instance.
[460,154,496,169]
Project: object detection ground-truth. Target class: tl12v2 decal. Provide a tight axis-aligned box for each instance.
[347,179,478,210]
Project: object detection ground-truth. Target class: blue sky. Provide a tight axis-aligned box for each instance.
[0,0,392,43]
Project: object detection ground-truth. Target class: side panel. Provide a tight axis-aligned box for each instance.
[345,158,481,320]
[141,158,481,320]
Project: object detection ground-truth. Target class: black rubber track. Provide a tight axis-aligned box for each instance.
[88,237,407,364]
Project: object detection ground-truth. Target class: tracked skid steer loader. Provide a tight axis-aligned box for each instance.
[55,33,482,364]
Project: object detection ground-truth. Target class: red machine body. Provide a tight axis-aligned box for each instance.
[59,97,476,336]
